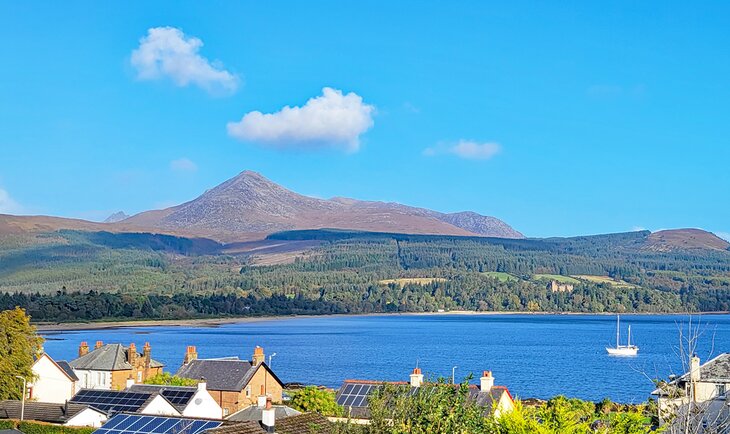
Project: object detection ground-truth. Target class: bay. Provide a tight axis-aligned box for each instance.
[40,313,730,403]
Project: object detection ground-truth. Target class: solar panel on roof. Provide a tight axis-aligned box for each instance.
[95,414,222,434]
[160,390,195,405]
[336,382,380,409]
[70,389,152,413]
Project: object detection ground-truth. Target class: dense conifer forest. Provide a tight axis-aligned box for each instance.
[1,229,729,321]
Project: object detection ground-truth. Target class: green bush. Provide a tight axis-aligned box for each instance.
[0,420,94,434]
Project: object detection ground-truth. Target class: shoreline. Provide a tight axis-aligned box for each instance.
[35,310,730,332]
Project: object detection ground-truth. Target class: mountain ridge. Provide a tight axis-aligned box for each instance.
[122,170,524,240]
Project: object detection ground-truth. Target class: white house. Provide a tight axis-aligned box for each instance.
[0,401,107,428]
[652,353,730,424]
[127,381,223,419]
[28,353,79,404]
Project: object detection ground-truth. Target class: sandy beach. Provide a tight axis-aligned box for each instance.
[34,309,727,332]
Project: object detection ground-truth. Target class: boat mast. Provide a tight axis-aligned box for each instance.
[616,314,620,348]
[628,325,631,346]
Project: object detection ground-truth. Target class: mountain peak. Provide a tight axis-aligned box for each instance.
[103,211,129,223]
[123,170,523,241]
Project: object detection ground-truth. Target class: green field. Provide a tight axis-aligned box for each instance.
[482,272,520,282]
[532,274,581,284]
[572,275,637,288]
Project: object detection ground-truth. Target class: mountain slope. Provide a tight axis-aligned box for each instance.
[645,228,730,252]
[124,171,523,240]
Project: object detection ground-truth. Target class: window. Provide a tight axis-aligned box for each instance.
[717,384,726,397]
[245,386,251,398]
[98,372,103,385]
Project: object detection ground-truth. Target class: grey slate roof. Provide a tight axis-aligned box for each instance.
[70,344,163,371]
[57,360,79,381]
[0,401,96,424]
[176,359,283,392]
[226,405,300,422]
[206,413,333,434]
[689,353,730,382]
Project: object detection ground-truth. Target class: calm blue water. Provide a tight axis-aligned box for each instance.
[40,314,730,403]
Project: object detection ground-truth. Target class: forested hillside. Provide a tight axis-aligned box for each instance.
[1,229,729,321]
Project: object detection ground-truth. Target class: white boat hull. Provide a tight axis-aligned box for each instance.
[606,346,639,356]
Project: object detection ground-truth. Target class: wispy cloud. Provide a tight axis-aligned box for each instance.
[131,27,239,95]
[227,87,375,152]
[170,158,198,173]
[424,140,502,161]
[0,187,24,214]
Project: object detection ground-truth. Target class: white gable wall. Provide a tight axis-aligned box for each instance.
[182,387,223,419]
[30,354,77,403]
[64,408,108,428]
[140,395,181,416]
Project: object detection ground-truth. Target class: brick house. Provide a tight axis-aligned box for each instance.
[176,346,284,417]
[70,341,164,390]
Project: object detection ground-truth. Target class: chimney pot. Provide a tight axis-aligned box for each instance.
[95,341,103,349]
[78,342,90,357]
[184,346,198,364]
[410,367,424,388]
[261,397,275,432]
[197,377,207,392]
[252,346,265,366]
[480,370,495,392]
[690,355,701,383]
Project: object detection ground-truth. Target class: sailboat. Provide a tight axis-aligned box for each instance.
[606,314,638,356]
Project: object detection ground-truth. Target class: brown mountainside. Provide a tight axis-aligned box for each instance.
[123,171,524,241]
[645,228,730,252]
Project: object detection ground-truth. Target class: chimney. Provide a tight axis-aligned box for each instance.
[128,343,137,365]
[261,397,275,433]
[253,346,265,366]
[257,384,267,408]
[690,355,701,383]
[480,371,494,392]
[410,367,424,388]
[197,377,207,392]
[184,346,198,365]
[95,341,103,349]
[78,342,89,357]
[143,342,152,367]
[126,376,135,389]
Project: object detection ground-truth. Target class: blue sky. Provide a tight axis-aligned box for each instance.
[0,1,728,238]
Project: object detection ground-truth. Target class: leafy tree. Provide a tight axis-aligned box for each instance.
[289,386,343,417]
[143,372,198,386]
[0,307,44,399]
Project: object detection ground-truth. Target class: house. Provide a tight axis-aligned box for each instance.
[335,368,515,419]
[208,399,333,434]
[0,400,108,427]
[94,413,222,434]
[176,346,284,417]
[69,384,191,417]
[126,381,224,419]
[226,386,300,423]
[28,353,79,403]
[70,341,164,390]
[652,353,730,424]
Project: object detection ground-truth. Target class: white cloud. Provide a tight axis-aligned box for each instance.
[0,187,23,214]
[131,27,238,95]
[424,140,501,160]
[170,158,198,173]
[227,87,375,152]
